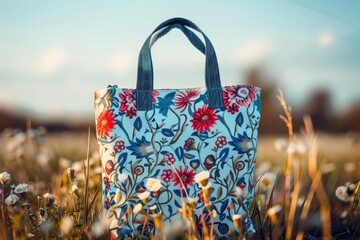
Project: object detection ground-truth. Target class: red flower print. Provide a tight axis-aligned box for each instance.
[165,153,175,165]
[215,136,227,148]
[161,169,173,182]
[114,140,125,153]
[184,138,195,151]
[172,166,196,189]
[119,89,137,118]
[104,176,111,192]
[152,90,160,103]
[96,109,116,138]
[190,105,218,132]
[223,86,258,114]
[227,103,239,114]
[174,89,201,112]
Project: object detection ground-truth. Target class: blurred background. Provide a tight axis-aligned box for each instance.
[0,0,359,134]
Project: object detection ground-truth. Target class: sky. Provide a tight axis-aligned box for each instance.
[0,0,359,120]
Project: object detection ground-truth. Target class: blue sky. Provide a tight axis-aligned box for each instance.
[0,0,359,119]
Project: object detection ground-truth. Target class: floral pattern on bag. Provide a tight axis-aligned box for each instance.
[94,85,261,239]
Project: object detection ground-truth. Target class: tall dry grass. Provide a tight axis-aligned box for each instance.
[0,90,359,239]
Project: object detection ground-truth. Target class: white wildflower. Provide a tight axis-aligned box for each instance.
[5,194,19,206]
[274,138,287,151]
[297,195,306,207]
[344,162,356,172]
[138,191,150,203]
[133,203,143,214]
[322,162,336,174]
[14,183,29,194]
[0,172,11,184]
[335,186,353,202]
[60,216,74,235]
[43,192,56,206]
[36,152,50,166]
[287,143,304,155]
[59,158,71,169]
[92,212,108,237]
[267,204,282,216]
[146,178,162,192]
[259,172,277,191]
[194,171,210,188]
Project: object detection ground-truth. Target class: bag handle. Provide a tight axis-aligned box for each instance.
[136,17,224,110]
[150,23,206,55]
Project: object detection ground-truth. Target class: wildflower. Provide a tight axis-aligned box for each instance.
[14,183,29,194]
[138,191,150,204]
[0,172,11,184]
[335,186,353,202]
[149,204,158,214]
[152,210,163,230]
[232,214,243,232]
[274,138,287,151]
[60,216,74,235]
[234,186,247,199]
[133,203,143,214]
[146,178,162,192]
[70,185,81,199]
[201,182,212,209]
[267,204,282,224]
[287,142,305,155]
[259,172,277,191]
[92,212,108,237]
[5,194,19,206]
[211,209,217,218]
[36,152,50,166]
[194,171,210,188]
[59,158,71,169]
[322,162,336,174]
[43,193,56,207]
[344,162,356,172]
[297,195,306,207]
[67,168,76,181]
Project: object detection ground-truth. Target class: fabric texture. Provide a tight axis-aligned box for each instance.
[94,85,261,239]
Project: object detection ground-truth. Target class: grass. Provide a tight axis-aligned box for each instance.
[0,90,359,239]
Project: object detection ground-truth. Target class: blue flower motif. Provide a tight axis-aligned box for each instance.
[154,92,175,116]
[127,136,153,158]
[228,133,252,154]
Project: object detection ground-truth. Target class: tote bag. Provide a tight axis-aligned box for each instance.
[94,17,261,239]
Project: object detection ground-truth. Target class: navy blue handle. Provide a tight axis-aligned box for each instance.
[150,24,206,54]
[136,17,224,111]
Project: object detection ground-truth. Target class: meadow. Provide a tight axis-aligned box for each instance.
[0,91,359,240]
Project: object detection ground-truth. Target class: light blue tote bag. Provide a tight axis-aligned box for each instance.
[94,17,261,239]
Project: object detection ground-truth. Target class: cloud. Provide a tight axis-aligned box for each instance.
[39,47,67,75]
[317,30,335,48]
[234,39,274,65]
[107,53,133,75]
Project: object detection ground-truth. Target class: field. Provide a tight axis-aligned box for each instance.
[0,94,359,240]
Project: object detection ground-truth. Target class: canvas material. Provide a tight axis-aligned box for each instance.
[94,85,261,239]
